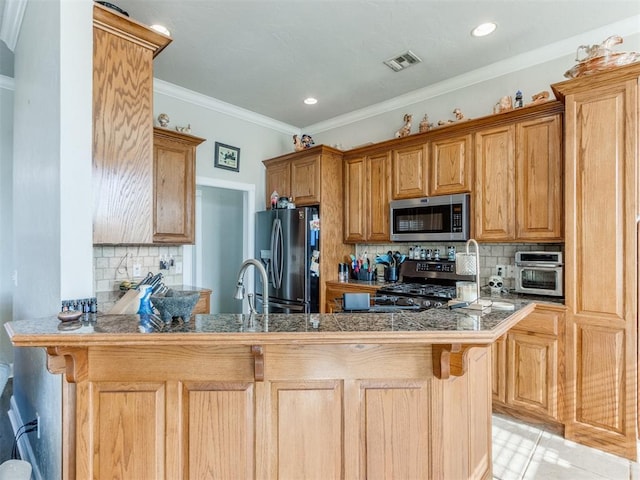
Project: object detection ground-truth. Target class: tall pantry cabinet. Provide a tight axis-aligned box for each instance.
[552,63,639,460]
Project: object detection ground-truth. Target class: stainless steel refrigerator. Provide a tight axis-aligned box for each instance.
[255,207,320,313]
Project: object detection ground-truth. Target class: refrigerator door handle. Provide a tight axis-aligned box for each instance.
[270,218,284,289]
[268,300,305,312]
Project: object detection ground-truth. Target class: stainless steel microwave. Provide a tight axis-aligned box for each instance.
[389,194,470,242]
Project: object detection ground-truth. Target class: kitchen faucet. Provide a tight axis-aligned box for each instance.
[234,259,269,315]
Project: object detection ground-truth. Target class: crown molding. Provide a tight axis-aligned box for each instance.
[0,74,14,91]
[304,15,640,133]
[153,78,300,136]
[0,0,27,52]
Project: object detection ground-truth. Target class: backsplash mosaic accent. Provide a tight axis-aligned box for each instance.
[93,245,184,312]
[355,242,563,291]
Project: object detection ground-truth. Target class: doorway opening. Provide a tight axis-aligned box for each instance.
[184,177,255,314]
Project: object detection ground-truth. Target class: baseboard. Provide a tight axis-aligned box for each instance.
[8,395,43,480]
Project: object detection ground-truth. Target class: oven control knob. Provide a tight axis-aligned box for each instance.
[422,300,431,308]
[433,301,444,308]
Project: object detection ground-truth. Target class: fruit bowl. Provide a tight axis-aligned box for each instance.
[150,290,199,323]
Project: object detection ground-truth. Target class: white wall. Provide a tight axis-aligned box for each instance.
[11,0,93,478]
[153,87,297,212]
[0,78,14,365]
[310,31,640,149]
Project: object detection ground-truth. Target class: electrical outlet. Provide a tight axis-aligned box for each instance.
[36,413,40,439]
[133,264,141,277]
[11,270,17,287]
[506,265,515,279]
[495,265,506,277]
[175,261,183,274]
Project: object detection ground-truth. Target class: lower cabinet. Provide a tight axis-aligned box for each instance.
[493,304,565,426]
[61,341,493,479]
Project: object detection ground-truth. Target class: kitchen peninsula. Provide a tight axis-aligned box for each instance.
[7,301,540,479]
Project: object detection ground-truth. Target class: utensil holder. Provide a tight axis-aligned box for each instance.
[351,269,375,281]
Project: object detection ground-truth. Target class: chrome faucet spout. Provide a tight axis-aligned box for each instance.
[235,258,269,315]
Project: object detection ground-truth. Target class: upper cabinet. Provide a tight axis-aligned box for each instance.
[263,146,339,208]
[343,101,564,244]
[343,151,391,243]
[153,128,205,244]
[92,4,171,244]
[263,146,352,312]
[475,107,563,242]
[391,143,429,199]
[430,133,473,195]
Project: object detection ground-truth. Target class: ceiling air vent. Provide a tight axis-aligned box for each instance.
[384,50,422,72]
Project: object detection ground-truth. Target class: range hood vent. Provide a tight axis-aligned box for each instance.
[384,50,422,72]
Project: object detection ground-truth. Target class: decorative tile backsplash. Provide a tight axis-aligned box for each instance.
[93,245,184,311]
[355,242,563,291]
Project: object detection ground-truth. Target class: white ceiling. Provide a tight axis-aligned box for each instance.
[2,1,640,129]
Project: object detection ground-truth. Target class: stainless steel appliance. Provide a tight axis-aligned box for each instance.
[389,193,470,242]
[514,251,563,297]
[373,259,475,311]
[254,207,320,313]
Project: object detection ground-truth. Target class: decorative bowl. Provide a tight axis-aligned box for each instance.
[150,290,200,323]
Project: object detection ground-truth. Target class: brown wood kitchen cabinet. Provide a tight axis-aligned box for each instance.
[391,142,429,199]
[92,3,171,244]
[263,146,352,312]
[343,151,391,243]
[474,104,563,242]
[263,146,341,208]
[430,133,473,195]
[493,303,565,428]
[552,63,640,460]
[152,128,205,244]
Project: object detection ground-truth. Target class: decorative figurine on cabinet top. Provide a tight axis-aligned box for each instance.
[564,35,640,79]
[175,124,191,134]
[528,90,550,105]
[394,114,412,138]
[418,114,432,133]
[494,95,513,114]
[453,108,469,121]
[293,134,315,151]
[157,113,170,127]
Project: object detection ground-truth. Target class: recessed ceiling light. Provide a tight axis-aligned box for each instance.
[304,97,318,105]
[471,22,497,37]
[150,24,171,37]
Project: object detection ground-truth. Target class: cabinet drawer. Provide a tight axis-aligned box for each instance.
[512,308,561,335]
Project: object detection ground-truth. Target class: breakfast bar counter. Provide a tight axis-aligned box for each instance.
[7,301,538,480]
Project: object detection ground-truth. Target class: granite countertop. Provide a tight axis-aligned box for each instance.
[5,296,552,348]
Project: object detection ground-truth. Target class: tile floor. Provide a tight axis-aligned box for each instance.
[493,413,640,479]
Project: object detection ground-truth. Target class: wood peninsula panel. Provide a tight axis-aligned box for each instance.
[268,381,343,479]
[552,63,639,460]
[183,382,255,479]
[92,4,171,244]
[91,382,166,479]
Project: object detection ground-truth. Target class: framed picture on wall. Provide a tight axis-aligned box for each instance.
[214,142,240,172]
